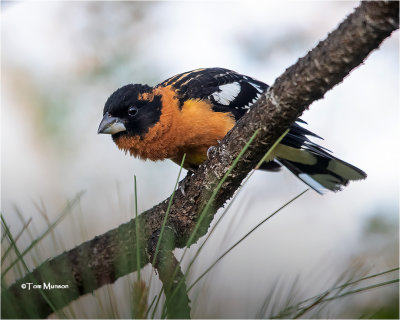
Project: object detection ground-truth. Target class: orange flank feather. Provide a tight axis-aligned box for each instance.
[114,86,235,169]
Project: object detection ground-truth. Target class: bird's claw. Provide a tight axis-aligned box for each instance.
[179,171,193,196]
[207,146,217,160]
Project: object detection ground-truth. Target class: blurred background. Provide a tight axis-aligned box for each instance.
[1,1,398,318]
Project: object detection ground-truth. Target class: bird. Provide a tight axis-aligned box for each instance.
[98,67,366,194]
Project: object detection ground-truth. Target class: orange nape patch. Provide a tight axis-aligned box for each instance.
[138,92,154,101]
[114,86,235,169]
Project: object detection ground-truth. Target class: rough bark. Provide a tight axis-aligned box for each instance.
[2,1,398,318]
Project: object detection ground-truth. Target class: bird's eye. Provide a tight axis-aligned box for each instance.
[128,106,138,117]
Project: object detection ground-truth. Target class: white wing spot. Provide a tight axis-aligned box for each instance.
[249,82,263,92]
[210,82,241,106]
[241,92,263,110]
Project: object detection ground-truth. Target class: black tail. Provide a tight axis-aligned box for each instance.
[276,154,366,194]
[261,120,367,194]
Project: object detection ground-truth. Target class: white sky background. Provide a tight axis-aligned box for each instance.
[1,1,399,318]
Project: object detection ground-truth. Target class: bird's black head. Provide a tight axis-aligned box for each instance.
[98,84,162,138]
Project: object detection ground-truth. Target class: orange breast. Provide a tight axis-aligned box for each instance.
[114,86,235,168]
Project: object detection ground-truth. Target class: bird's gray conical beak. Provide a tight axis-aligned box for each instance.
[98,113,127,134]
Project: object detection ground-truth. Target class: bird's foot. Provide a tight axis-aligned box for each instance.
[207,145,218,160]
[179,171,193,196]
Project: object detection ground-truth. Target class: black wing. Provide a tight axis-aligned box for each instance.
[157,67,268,120]
[159,68,331,167]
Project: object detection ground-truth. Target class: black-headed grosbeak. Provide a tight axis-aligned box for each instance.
[98,68,366,193]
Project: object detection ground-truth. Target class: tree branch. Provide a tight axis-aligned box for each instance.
[2,1,398,318]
